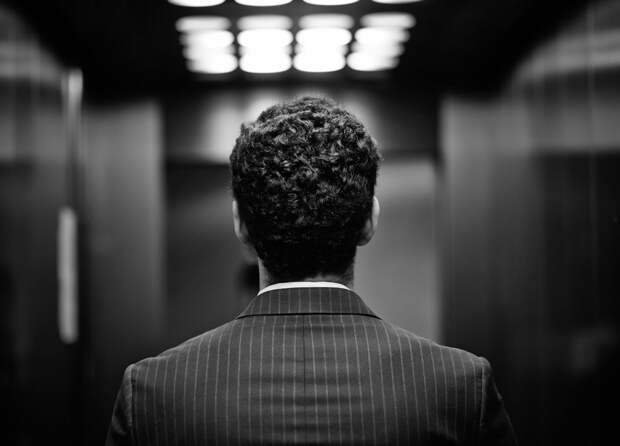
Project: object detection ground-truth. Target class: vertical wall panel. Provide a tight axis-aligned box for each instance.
[0,5,81,445]
[440,1,620,444]
[83,99,165,442]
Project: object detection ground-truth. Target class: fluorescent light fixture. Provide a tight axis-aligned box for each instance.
[372,0,423,4]
[237,15,293,30]
[239,45,292,56]
[187,54,238,74]
[181,30,235,48]
[303,0,358,5]
[238,29,293,49]
[239,52,292,73]
[361,13,416,29]
[294,52,346,72]
[168,0,226,6]
[183,45,235,60]
[355,27,410,45]
[296,28,352,47]
[299,14,354,29]
[176,16,231,33]
[351,42,404,57]
[295,44,348,55]
[347,52,399,71]
[234,0,293,6]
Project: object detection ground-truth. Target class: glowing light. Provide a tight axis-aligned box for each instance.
[294,52,345,72]
[238,29,293,48]
[296,28,352,47]
[168,0,226,6]
[371,0,423,4]
[176,16,231,33]
[347,52,399,71]
[234,0,292,6]
[302,0,358,5]
[355,27,409,45]
[183,45,235,60]
[299,14,354,29]
[239,52,292,73]
[361,13,416,29]
[239,45,291,56]
[187,54,238,74]
[237,15,292,30]
[181,30,235,48]
[351,42,405,57]
[295,44,348,55]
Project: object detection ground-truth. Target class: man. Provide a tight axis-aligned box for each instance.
[106,97,517,445]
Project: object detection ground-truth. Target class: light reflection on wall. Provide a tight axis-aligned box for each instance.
[164,86,436,162]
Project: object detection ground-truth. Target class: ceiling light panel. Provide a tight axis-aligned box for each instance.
[296,28,352,47]
[371,0,423,4]
[168,0,226,6]
[351,42,405,58]
[361,12,416,29]
[238,29,293,48]
[347,52,399,71]
[175,3,413,77]
[294,52,346,72]
[239,45,292,56]
[187,54,238,74]
[239,53,292,73]
[234,0,293,6]
[295,43,348,55]
[355,27,410,45]
[237,15,293,30]
[299,14,355,29]
[183,45,236,61]
[181,30,235,48]
[176,16,231,33]
[303,0,359,5]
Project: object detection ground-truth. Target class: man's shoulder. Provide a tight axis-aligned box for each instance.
[132,319,239,371]
[379,319,487,375]
[128,317,488,384]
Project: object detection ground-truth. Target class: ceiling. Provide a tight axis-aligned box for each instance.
[6,0,590,98]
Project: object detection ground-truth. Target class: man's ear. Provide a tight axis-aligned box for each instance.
[232,199,250,245]
[358,196,380,246]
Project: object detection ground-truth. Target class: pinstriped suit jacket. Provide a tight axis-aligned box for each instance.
[106,287,517,445]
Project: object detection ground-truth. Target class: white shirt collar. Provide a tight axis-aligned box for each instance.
[258,281,350,296]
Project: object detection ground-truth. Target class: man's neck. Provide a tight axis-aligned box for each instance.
[257,260,354,291]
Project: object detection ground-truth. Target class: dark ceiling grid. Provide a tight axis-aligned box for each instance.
[5,0,592,97]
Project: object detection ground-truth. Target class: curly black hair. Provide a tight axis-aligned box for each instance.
[230,96,380,282]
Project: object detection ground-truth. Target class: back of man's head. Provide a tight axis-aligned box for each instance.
[230,96,380,282]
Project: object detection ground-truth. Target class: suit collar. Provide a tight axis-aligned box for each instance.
[258,281,350,295]
[236,286,380,319]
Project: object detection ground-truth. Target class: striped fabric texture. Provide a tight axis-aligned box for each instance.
[106,287,517,445]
